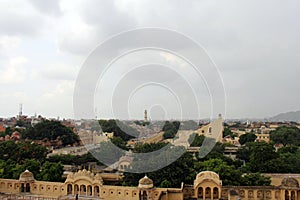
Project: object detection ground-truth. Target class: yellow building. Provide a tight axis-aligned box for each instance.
[1,170,300,200]
[255,133,270,143]
[197,115,223,143]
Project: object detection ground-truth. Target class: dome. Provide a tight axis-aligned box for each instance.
[196,171,220,181]
[19,170,35,182]
[194,171,222,187]
[281,177,299,187]
[138,176,154,189]
[119,155,133,163]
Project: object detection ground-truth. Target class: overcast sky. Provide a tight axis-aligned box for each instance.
[0,0,299,120]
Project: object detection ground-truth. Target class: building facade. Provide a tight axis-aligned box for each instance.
[0,170,300,200]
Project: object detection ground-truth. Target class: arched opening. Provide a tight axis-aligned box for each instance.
[291,191,296,200]
[205,187,211,199]
[94,186,100,197]
[198,187,203,199]
[139,191,148,200]
[285,190,289,200]
[25,183,30,193]
[87,185,92,196]
[74,184,79,195]
[67,184,72,195]
[21,183,25,193]
[80,185,86,195]
[213,187,219,199]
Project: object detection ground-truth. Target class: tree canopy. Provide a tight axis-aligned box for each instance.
[98,119,138,141]
[22,120,79,146]
[239,132,257,145]
[270,126,300,146]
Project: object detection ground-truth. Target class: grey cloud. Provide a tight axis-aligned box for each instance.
[29,0,62,16]
[58,0,138,55]
[0,14,43,36]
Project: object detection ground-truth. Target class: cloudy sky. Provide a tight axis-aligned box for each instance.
[0,0,299,120]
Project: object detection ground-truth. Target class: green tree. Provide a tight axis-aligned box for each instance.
[38,161,64,182]
[270,126,300,146]
[162,121,180,139]
[123,144,195,188]
[159,180,172,188]
[196,158,242,186]
[23,120,79,146]
[247,142,278,172]
[241,173,271,186]
[189,134,205,147]
[99,119,138,141]
[223,127,236,138]
[111,136,129,150]
[239,133,257,145]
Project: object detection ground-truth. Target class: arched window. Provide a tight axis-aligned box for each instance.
[140,191,147,200]
[285,190,289,200]
[291,191,296,200]
[94,186,100,197]
[213,187,219,199]
[25,183,30,193]
[87,185,92,196]
[21,183,25,193]
[205,187,211,199]
[74,185,79,194]
[80,185,86,195]
[198,187,203,198]
[67,184,72,195]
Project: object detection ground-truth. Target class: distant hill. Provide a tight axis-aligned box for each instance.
[269,111,300,122]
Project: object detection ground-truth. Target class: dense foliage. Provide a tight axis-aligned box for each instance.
[239,132,257,145]
[162,121,180,139]
[0,141,64,182]
[0,140,47,163]
[98,119,138,141]
[270,126,300,146]
[22,120,79,146]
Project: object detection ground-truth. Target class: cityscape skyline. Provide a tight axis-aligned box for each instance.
[0,0,299,119]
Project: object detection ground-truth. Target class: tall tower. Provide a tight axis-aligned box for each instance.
[144,110,148,122]
[18,103,23,120]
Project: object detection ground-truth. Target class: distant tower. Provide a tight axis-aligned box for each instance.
[18,103,23,119]
[144,110,148,122]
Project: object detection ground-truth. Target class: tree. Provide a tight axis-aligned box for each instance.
[247,142,278,172]
[241,173,271,186]
[162,121,180,139]
[223,127,236,138]
[189,134,205,147]
[0,141,47,163]
[270,126,300,146]
[159,180,172,188]
[196,158,242,186]
[123,143,195,188]
[239,133,257,145]
[38,161,64,182]
[111,137,129,150]
[98,119,138,141]
[23,120,79,146]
